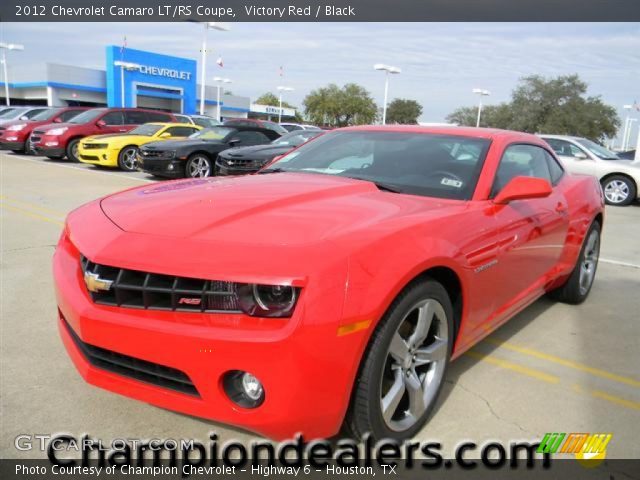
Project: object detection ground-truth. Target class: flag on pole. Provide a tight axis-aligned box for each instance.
[216,56,224,67]
[279,66,284,77]
[120,36,127,55]
[633,100,640,111]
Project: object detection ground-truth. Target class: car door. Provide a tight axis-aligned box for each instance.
[544,137,596,177]
[100,111,127,133]
[489,143,570,317]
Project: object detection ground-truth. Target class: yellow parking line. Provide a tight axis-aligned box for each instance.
[484,338,640,389]
[0,194,67,217]
[0,202,64,226]
[465,350,560,384]
[590,390,640,411]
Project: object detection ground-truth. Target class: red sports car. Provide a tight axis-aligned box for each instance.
[53,126,604,441]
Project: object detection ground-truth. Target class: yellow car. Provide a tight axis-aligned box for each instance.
[77,122,202,171]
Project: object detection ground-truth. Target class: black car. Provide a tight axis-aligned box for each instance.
[137,126,281,178]
[216,130,322,176]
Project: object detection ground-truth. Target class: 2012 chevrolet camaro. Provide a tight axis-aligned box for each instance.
[54,126,604,441]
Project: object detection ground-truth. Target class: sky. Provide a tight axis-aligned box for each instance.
[2,22,639,146]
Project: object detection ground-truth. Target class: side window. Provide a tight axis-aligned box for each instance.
[232,131,270,145]
[544,150,565,185]
[124,111,147,124]
[546,138,585,158]
[146,111,173,122]
[164,126,199,137]
[101,111,125,125]
[492,144,552,197]
[58,110,83,122]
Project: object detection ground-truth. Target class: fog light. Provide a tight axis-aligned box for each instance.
[241,373,263,401]
[6,136,18,141]
[45,141,58,147]
[222,370,265,408]
[167,164,175,171]
[102,154,107,160]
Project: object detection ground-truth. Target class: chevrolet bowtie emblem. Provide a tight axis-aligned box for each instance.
[84,271,114,293]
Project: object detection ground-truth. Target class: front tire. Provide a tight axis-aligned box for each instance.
[602,175,635,206]
[65,139,80,162]
[185,153,213,178]
[117,145,139,172]
[346,279,453,441]
[549,221,601,304]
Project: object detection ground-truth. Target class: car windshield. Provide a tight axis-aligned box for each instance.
[192,117,221,128]
[266,131,491,200]
[576,138,619,160]
[189,127,235,140]
[129,124,164,136]
[0,108,20,118]
[272,130,320,147]
[263,121,288,135]
[68,109,106,124]
[30,108,60,121]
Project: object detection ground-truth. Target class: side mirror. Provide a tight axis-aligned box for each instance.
[159,132,172,138]
[228,137,241,146]
[96,120,106,127]
[574,151,589,160]
[19,115,29,121]
[494,176,552,205]
[53,117,62,123]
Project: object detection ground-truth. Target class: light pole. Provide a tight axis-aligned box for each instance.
[0,42,25,106]
[472,88,491,128]
[113,61,141,107]
[374,64,401,125]
[625,118,637,152]
[213,77,231,122]
[276,86,294,124]
[621,105,633,150]
[194,22,229,116]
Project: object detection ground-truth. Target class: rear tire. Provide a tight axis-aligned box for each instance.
[345,279,453,441]
[549,221,601,304]
[117,145,139,172]
[601,175,635,206]
[65,139,81,162]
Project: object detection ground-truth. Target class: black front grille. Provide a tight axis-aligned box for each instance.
[0,126,6,132]
[80,155,99,161]
[31,130,44,144]
[63,319,199,397]
[82,143,108,150]
[80,256,241,313]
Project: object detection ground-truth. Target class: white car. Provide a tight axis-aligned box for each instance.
[173,114,221,128]
[540,135,640,206]
[279,123,321,132]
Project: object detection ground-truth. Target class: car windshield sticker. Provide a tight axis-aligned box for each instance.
[441,178,463,188]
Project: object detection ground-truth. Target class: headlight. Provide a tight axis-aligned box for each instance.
[47,127,68,136]
[6,123,26,131]
[237,284,299,318]
[162,150,176,159]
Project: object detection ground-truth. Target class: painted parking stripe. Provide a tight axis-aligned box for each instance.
[465,350,561,384]
[600,258,640,269]
[483,338,640,389]
[0,194,67,217]
[0,202,64,226]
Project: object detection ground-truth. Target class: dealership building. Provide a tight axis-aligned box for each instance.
[0,46,296,121]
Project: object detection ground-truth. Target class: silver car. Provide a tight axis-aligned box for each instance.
[540,134,640,206]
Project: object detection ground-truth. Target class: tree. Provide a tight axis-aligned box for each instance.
[386,99,423,124]
[303,83,378,127]
[446,75,620,142]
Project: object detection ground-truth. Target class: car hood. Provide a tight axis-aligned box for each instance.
[83,133,141,142]
[141,138,222,150]
[220,144,290,159]
[100,173,465,247]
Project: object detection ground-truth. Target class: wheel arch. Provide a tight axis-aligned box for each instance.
[600,172,637,191]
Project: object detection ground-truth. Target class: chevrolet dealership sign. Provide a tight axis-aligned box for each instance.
[138,65,192,80]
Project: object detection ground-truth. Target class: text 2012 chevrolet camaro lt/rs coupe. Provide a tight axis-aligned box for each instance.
[53,126,604,441]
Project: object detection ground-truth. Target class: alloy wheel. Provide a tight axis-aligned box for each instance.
[604,180,629,205]
[380,298,449,432]
[121,147,138,171]
[579,229,600,295]
[188,156,211,178]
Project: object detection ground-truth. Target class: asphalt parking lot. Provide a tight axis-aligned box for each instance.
[1,151,639,459]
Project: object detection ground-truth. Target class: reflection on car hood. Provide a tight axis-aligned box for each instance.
[100,173,464,246]
[219,144,291,159]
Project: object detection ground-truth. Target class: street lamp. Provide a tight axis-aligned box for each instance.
[621,104,633,150]
[0,42,25,106]
[113,61,141,107]
[625,118,637,152]
[276,86,294,124]
[374,63,401,125]
[194,22,229,116]
[213,77,231,122]
[472,88,491,128]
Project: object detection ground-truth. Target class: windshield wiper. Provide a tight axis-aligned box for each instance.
[344,176,403,193]
[257,167,287,174]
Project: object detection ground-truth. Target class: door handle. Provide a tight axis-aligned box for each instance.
[555,203,568,214]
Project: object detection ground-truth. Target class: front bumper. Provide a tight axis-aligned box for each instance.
[0,140,26,151]
[78,147,118,167]
[138,155,184,178]
[53,214,360,440]
[216,163,260,176]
